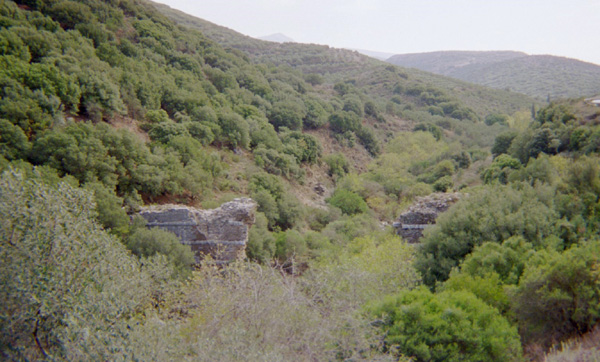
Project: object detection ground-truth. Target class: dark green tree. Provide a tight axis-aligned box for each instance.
[269,100,306,131]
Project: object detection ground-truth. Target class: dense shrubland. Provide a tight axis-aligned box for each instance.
[406,101,600,358]
[1,0,600,361]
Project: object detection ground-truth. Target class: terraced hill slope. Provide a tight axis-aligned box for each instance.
[387,50,600,100]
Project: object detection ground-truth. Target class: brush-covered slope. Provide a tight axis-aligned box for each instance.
[387,51,600,100]
[151,2,536,118]
[0,0,512,222]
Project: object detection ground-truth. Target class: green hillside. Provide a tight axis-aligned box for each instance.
[387,50,600,99]
[2,1,600,361]
[152,2,535,118]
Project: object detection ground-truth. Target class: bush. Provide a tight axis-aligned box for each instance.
[281,131,322,163]
[180,261,379,361]
[217,110,250,149]
[485,113,509,126]
[307,234,419,308]
[416,183,559,288]
[414,122,442,141]
[356,126,380,156]
[148,121,190,143]
[451,151,471,169]
[0,170,177,360]
[329,110,360,134]
[327,189,368,215]
[84,181,129,236]
[249,172,302,230]
[342,94,364,117]
[440,272,511,315]
[302,97,328,129]
[417,159,455,184]
[246,212,276,263]
[492,131,518,157]
[0,119,30,160]
[481,154,522,185]
[457,236,535,285]
[127,223,195,279]
[433,175,453,192]
[536,103,576,125]
[324,153,351,179]
[274,229,308,263]
[269,99,306,130]
[253,146,304,180]
[369,287,522,362]
[512,239,600,347]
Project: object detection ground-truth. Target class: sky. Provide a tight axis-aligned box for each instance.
[153,0,600,65]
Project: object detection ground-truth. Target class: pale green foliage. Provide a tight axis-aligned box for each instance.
[441,272,511,315]
[368,131,453,196]
[385,131,449,160]
[308,234,420,305]
[146,109,171,123]
[506,110,532,132]
[178,261,394,362]
[0,170,178,360]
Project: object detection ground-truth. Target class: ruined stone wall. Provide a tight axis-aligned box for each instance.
[394,193,462,243]
[139,198,256,264]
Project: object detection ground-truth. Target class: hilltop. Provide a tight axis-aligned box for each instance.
[258,33,294,43]
[387,50,600,99]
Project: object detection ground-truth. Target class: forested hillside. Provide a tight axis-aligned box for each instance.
[387,50,600,99]
[1,0,600,361]
[152,1,536,118]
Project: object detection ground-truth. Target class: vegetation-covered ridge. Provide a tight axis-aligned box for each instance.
[152,1,537,118]
[1,0,600,361]
[387,50,600,100]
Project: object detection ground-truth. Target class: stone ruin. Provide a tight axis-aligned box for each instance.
[138,198,256,265]
[393,193,462,243]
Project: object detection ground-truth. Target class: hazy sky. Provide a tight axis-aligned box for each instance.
[154,0,600,65]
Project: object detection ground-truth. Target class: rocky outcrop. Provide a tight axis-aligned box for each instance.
[393,193,462,243]
[139,198,256,264]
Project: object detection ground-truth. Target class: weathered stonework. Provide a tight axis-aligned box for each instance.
[393,193,462,243]
[139,198,256,264]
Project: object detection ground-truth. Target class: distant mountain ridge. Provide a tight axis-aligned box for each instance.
[386,51,600,100]
[350,49,396,61]
[387,51,527,74]
[258,33,294,43]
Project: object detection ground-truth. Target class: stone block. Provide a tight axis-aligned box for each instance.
[138,198,256,264]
